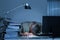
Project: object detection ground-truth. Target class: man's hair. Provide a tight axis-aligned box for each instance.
[31,24,41,36]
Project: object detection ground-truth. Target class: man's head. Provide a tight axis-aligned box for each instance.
[29,22,41,36]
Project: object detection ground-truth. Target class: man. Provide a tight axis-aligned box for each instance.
[19,22,41,37]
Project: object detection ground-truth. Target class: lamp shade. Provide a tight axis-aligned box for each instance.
[24,3,31,9]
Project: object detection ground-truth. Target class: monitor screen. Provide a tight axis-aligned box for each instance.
[42,16,60,37]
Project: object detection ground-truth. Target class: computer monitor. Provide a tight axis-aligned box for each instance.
[42,16,60,37]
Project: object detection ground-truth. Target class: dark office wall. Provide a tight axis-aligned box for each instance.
[0,0,47,23]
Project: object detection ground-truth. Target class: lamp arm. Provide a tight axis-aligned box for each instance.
[7,4,25,13]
